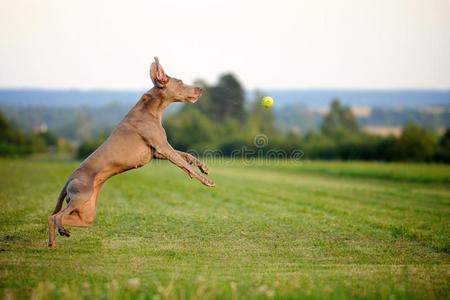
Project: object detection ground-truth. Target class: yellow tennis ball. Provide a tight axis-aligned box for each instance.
[262,96,274,109]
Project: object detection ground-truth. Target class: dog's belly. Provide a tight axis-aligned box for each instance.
[90,145,152,186]
[123,145,152,169]
[106,139,152,172]
[81,128,153,185]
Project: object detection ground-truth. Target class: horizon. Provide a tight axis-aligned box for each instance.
[2,87,449,109]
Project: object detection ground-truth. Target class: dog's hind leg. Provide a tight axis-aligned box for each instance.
[61,189,99,230]
[48,205,75,247]
[60,209,96,229]
[48,215,57,247]
[52,182,101,245]
[48,199,77,247]
[51,178,94,237]
[48,180,70,247]
[51,198,93,238]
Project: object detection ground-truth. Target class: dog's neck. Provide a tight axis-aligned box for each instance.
[141,88,172,122]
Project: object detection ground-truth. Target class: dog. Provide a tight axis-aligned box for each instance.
[48,57,215,247]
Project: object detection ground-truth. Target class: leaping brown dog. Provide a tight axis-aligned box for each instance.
[48,57,215,247]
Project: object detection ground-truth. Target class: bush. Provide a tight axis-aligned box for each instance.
[77,135,107,159]
[0,110,48,157]
[164,109,218,152]
[434,128,450,163]
[388,124,436,161]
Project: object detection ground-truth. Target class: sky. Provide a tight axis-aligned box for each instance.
[1,0,449,90]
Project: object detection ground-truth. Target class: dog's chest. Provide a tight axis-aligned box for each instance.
[130,146,152,168]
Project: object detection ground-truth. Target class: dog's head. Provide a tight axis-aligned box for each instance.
[150,57,203,103]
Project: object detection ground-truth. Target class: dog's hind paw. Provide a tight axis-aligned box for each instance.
[58,227,71,237]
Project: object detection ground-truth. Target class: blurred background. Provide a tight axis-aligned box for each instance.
[1,0,449,162]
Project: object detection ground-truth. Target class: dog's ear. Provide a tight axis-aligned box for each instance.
[150,57,169,87]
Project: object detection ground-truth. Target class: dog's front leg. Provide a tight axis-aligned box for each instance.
[156,145,215,187]
[154,150,209,174]
[176,151,209,174]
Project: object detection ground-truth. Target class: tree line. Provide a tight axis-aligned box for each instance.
[1,73,449,162]
[0,110,60,156]
[163,74,450,163]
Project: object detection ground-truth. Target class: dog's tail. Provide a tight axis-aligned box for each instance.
[52,181,69,214]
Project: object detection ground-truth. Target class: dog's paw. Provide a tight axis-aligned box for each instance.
[198,163,209,174]
[202,177,215,187]
[58,227,71,237]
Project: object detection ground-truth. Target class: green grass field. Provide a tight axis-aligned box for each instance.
[0,159,449,299]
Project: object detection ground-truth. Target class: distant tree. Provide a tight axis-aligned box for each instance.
[439,128,450,148]
[0,110,46,156]
[0,110,9,132]
[434,128,450,163]
[57,137,76,156]
[0,110,25,144]
[303,132,336,159]
[210,73,246,123]
[74,108,93,141]
[376,136,400,161]
[38,131,58,146]
[164,109,217,152]
[276,103,317,133]
[77,134,107,159]
[321,99,359,136]
[398,123,435,161]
